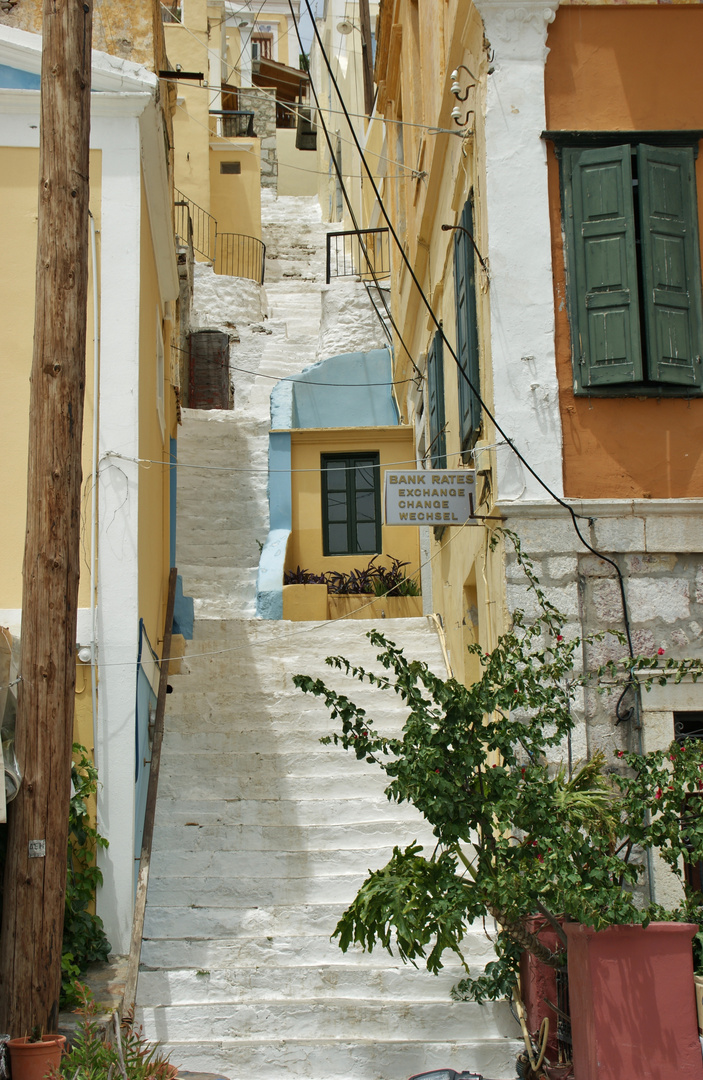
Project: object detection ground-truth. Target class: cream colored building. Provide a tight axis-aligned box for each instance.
[0,23,180,951]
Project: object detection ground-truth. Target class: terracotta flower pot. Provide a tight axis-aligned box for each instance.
[7,1035,66,1080]
[564,922,703,1080]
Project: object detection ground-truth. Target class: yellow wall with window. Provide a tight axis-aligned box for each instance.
[287,427,420,584]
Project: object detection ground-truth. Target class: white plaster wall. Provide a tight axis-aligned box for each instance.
[473,0,564,503]
[191,262,265,329]
[317,280,389,359]
[94,112,143,953]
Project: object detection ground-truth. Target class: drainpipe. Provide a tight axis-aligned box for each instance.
[89,211,100,767]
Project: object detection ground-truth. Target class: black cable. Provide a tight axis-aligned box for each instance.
[300,0,636,665]
[287,0,423,385]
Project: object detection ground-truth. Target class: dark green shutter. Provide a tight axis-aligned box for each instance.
[427,331,446,468]
[565,145,642,387]
[638,144,703,388]
[454,198,481,448]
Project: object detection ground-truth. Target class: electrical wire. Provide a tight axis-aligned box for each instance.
[103,450,469,474]
[300,0,637,665]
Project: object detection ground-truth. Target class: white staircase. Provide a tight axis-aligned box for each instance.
[135,193,521,1080]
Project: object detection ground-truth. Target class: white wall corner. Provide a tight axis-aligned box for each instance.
[473,0,564,504]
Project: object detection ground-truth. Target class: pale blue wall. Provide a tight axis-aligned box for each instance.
[0,65,40,89]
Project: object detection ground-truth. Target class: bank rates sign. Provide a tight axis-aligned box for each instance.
[384,470,478,526]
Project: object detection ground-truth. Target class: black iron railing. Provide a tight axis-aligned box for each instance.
[326,227,390,284]
[174,188,216,262]
[209,110,255,137]
[215,232,266,285]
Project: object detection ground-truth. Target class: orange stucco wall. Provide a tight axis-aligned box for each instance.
[545,7,703,499]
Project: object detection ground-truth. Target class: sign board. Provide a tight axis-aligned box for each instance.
[384,470,478,526]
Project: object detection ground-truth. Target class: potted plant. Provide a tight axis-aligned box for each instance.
[293,533,703,1080]
[7,1029,66,1080]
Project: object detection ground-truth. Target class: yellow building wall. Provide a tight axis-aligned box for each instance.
[278,128,318,197]
[288,427,421,582]
[138,181,174,669]
[0,146,101,612]
[165,17,213,217]
[209,141,262,238]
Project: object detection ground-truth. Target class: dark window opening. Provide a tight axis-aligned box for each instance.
[220,161,242,175]
[321,453,382,557]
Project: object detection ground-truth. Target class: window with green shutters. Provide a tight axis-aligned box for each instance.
[426,331,447,468]
[561,139,703,394]
[454,197,482,445]
[321,452,382,556]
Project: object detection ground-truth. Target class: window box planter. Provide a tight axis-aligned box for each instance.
[564,922,703,1080]
[282,583,328,622]
[327,594,422,621]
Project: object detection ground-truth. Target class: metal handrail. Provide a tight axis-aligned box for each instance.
[209,110,255,138]
[215,232,266,285]
[326,227,391,284]
[174,187,216,262]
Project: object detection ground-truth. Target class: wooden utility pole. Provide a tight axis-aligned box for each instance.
[0,0,93,1035]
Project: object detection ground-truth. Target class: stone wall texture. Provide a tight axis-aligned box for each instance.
[239,87,277,190]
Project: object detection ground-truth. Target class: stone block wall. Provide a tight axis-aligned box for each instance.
[501,504,703,762]
[239,86,278,189]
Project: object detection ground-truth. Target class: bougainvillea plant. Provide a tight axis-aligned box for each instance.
[293,533,703,1001]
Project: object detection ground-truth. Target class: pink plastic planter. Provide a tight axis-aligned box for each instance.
[564,922,703,1080]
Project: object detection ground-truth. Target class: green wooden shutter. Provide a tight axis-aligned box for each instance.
[454,198,481,448]
[638,144,703,388]
[565,145,642,388]
[427,331,446,468]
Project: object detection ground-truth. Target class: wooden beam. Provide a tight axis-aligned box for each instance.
[123,567,178,1016]
[358,0,375,117]
[0,0,93,1035]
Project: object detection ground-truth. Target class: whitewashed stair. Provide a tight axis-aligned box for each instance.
[135,192,521,1080]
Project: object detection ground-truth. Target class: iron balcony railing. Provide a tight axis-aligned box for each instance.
[326,227,390,284]
[175,188,216,262]
[215,232,266,285]
[209,110,255,138]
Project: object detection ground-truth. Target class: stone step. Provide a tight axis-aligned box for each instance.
[155,770,406,804]
[150,819,427,855]
[136,964,482,1005]
[138,999,517,1044]
[138,1038,520,1080]
[145,871,392,908]
[148,844,433,882]
[152,796,423,829]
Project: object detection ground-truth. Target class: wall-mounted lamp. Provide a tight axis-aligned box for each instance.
[337,18,359,35]
[441,223,489,278]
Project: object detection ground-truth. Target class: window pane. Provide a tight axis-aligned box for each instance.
[327,491,348,523]
[326,465,347,491]
[356,522,376,551]
[328,524,348,554]
[355,490,375,523]
[355,464,375,489]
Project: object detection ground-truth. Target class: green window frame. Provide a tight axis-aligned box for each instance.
[321,452,382,557]
[454,196,482,448]
[427,330,447,468]
[561,138,703,395]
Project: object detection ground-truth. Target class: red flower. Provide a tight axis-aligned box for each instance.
[513,688,519,694]
[658,647,665,656]
[556,634,563,642]
[697,781,702,791]
[617,750,624,758]
[521,767,526,777]
[435,768,440,774]
[655,787,663,800]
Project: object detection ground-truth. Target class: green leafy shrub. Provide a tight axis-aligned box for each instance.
[61,746,111,1008]
[293,533,703,1001]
